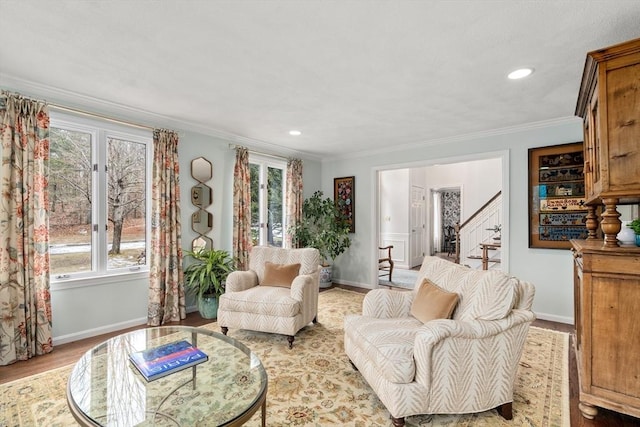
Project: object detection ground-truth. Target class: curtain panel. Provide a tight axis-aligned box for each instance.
[232,147,251,270]
[286,158,303,248]
[148,129,185,326]
[0,91,53,365]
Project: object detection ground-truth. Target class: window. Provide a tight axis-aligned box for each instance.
[49,112,151,283]
[249,155,286,247]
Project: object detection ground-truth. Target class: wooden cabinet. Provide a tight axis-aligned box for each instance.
[572,239,640,420]
[573,38,640,421]
[575,38,640,247]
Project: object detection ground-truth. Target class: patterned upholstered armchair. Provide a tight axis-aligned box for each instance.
[344,256,535,426]
[218,246,320,348]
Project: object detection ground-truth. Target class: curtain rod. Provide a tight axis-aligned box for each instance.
[228,144,289,161]
[50,104,155,131]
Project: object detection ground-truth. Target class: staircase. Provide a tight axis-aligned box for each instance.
[456,192,502,269]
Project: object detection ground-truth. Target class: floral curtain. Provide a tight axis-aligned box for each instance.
[148,129,185,326]
[285,158,303,248]
[0,91,52,365]
[233,147,251,270]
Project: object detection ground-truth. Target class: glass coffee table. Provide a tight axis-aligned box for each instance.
[66,326,267,426]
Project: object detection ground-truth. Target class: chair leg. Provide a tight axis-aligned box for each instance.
[390,416,405,426]
[221,327,228,335]
[287,335,295,348]
[496,402,513,420]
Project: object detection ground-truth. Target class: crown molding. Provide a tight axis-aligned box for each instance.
[323,116,582,162]
[0,74,323,162]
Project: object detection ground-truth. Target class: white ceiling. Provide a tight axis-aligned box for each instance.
[1,1,640,159]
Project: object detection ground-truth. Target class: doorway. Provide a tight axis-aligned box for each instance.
[374,152,508,288]
[431,187,460,258]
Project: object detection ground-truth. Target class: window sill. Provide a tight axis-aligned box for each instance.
[51,269,150,291]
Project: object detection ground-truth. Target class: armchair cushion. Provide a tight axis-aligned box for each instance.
[218,286,300,317]
[261,262,301,288]
[410,278,459,323]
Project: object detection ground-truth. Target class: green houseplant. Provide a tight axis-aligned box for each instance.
[628,219,640,246]
[290,190,351,287]
[183,248,235,319]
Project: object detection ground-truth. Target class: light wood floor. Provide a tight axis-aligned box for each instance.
[1,284,638,426]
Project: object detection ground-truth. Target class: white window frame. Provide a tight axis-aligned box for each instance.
[250,154,287,247]
[50,111,152,289]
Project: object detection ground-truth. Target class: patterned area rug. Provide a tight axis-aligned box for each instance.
[0,288,568,426]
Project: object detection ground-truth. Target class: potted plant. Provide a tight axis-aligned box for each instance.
[183,248,235,319]
[290,190,351,287]
[627,219,640,246]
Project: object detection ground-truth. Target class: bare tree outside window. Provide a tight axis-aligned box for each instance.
[49,124,148,277]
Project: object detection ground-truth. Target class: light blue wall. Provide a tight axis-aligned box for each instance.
[322,119,582,324]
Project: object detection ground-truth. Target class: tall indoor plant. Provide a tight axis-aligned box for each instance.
[183,248,235,319]
[290,190,351,287]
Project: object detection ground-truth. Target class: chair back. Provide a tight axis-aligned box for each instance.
[249,246,320,283]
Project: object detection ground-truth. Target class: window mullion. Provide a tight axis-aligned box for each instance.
[95,129,108,273]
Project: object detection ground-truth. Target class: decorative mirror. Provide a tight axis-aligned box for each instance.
[191,157,212,183]
[191,157,213,250]
[192,235,213,252]
[191,183,212,208]
[192,210,213,235]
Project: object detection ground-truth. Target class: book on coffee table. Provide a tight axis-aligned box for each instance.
[129,339,208,382]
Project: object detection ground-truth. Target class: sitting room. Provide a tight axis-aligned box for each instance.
[1,2,640,426]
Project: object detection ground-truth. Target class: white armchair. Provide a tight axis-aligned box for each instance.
[218,246,320,348]
[344,256,535,426]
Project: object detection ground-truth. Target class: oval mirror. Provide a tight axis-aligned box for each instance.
[191,157,212,183]
[192,235,213,252]
[191,183,212,208]
[192,210,213,235]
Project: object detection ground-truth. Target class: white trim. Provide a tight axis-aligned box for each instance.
[52,317,147,345]
[1,74,324,161]
[325,116,580,162]
[535,312,573,325]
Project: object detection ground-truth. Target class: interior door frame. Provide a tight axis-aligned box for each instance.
[372,150,510,286]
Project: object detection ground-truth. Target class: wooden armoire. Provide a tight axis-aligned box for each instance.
[572,37,640,420]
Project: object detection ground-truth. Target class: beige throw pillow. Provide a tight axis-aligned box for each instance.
[261,262,301,288]
[410,278,459,323]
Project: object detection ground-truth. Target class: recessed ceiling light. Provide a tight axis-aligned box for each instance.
[289,130,302,136]
[508,68,534,80]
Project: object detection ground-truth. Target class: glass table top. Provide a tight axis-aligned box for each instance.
[66,326,267,426]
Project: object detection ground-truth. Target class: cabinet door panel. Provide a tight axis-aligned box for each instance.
[606,64,640,192]
[591,274,640,397]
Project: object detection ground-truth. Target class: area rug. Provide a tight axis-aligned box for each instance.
[0,288,569,426]
[379,268,419,289]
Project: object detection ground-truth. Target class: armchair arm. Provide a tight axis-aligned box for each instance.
[225,270,258,293]
[412,309,535,409]
[290,268,320,300]
[362,289,413,318]
[290,268,320,325]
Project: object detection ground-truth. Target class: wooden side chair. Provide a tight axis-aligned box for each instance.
[378,245,394,281]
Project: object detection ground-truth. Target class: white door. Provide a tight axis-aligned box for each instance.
[410,186,426,268]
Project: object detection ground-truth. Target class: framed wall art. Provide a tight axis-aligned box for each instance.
[334,176,355,233]
[528,142,589,249]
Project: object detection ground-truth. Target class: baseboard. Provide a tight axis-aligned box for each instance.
[53,317,147,346]
[53,305,201,346]
[331,279,375,290]
[534,312,573,325]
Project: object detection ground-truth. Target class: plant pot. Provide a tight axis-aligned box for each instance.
[319,265,332,288]
[636,234,640,247]
[197,295,219,319]
[617,221,636,245]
